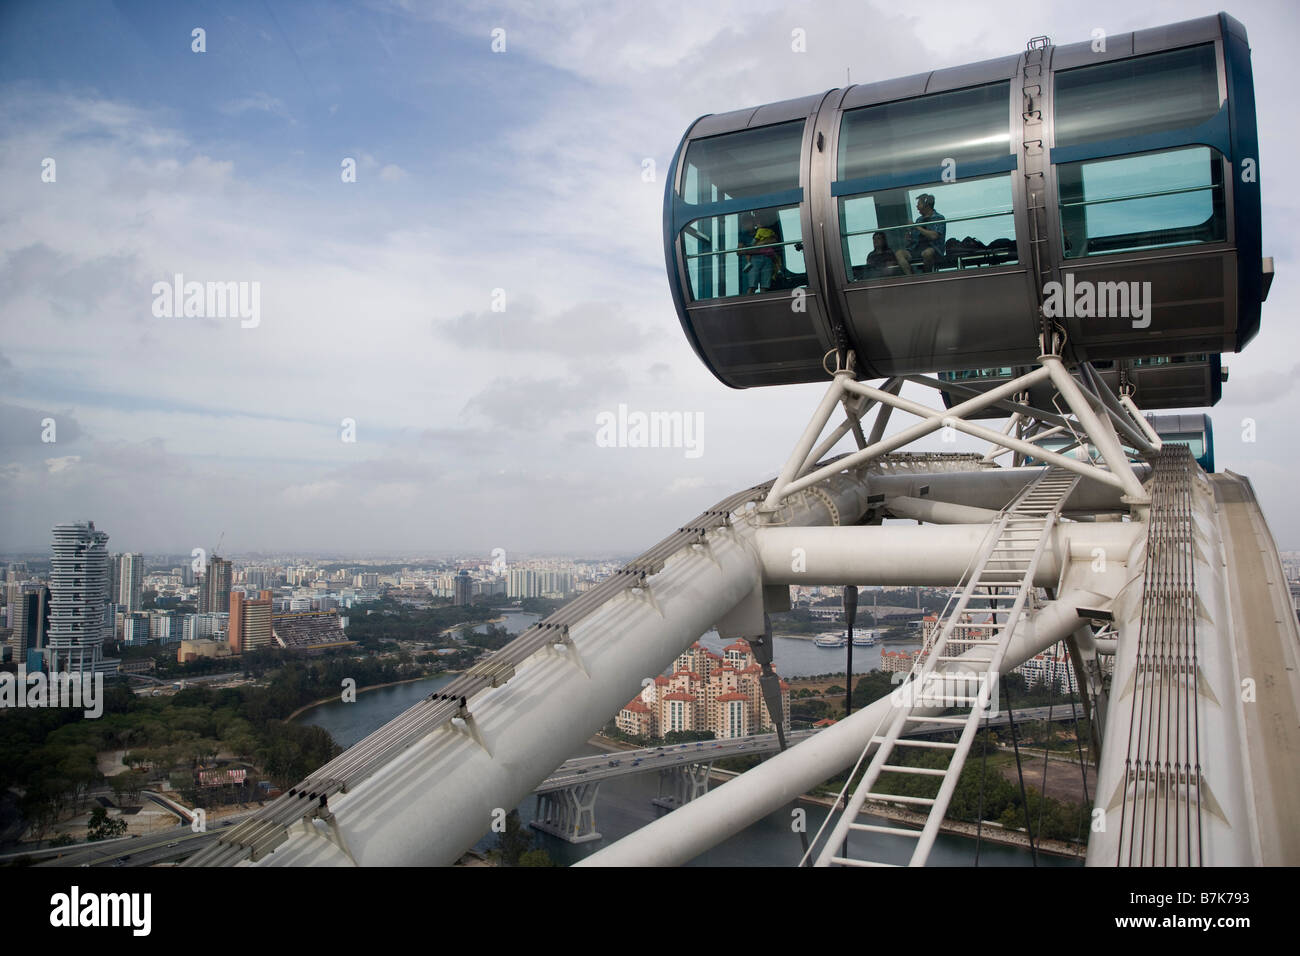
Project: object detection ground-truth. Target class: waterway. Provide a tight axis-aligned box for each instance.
[296,611,1074,866]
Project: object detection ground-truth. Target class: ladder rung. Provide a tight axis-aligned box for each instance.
[935,655,993,662]
[848,823,923,837]
[880,738,959,749]
[881,764,948,776]
[830,858,897,867]
[865,793,935,806]
[904,715,966,725]
[916,695,979,705]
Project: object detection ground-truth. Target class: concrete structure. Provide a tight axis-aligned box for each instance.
[229,589,273,654]
[116,552,144,612]
[199,557,232,615]
[7,583,49,661]
[47,520,115,676]
[178,639,234,664]
[453,571,473,606]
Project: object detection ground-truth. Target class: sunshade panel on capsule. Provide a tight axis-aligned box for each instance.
[664,93,842,388]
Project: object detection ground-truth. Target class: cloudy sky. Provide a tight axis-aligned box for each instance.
[1,0,1296,557]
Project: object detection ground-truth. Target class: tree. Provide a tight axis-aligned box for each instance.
[495,809,534,866]
[87,806,127,842]
[49,832,77,848]
[518,848,557,867]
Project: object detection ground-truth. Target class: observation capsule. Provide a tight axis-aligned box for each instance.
[664,13,1268,390]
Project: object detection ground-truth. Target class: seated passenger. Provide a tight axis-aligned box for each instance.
[895,193,946,275]
[863,231,898,278]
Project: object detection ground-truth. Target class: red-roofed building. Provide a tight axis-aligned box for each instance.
[713,692,750,738]
[616,697,654,738]
[659,690,697,735]
[613,640,789,740]
[881,648,922,674]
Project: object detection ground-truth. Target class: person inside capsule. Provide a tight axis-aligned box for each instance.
[739,210,781,293]
[895,193,946,275]
[864,230,898,279]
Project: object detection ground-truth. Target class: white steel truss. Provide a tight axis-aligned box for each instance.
[762,353,1150,514]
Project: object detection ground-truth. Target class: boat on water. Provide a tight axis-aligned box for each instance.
[814,632,847,648]
[852,632,878,647]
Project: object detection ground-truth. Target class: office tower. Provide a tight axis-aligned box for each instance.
[199,556,233,614]
[8,583,50,660]
[180,564,196,587]
[117,552,144,612]
[229,589,273,654]
[453,571,473,606]
[109,554,123,604]
[507,568,539,599]
[244,566,267,590]
[48,520,111,676]
[123,613,152,645]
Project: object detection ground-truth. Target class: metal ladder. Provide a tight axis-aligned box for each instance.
[814,466,1080,866]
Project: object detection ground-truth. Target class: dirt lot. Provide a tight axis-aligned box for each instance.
[998,751,1096,804]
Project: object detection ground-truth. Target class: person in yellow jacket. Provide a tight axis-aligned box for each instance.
[739,211,781,293]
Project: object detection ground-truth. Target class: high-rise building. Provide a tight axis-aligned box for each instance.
[229,589,273,654]
[244,566,267,590]
[8,583,50,661]
[182,612,227,641]
[117,552,145,612]
[48,520,114,676]
[354,572,379,589]
[109,554,123,604]
[123,613,152,645]
[453,571,473,606]
[199,556,233,614]
[149,609,180,645]
[507,568,538,599]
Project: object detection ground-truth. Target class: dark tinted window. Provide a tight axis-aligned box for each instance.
[680,121,804,204]
[838,82,1011,181]
[1054,45,1220,148]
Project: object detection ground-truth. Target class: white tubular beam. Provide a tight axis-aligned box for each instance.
[866,377,904,445]
[251,469,877,866]
[778,367,1052,501]
[882,496,1002,525]
[576,588,1110,867]
[866,465,1145,514]
[981,413,1021,463]
[802,393,871,475]
[941,413,1126,492]
[984,423,1069,462]
[1042,355,1148,502]
[1080,364,1158,456]
[1120,395,1163,450]
[754,524,1142,587]
[763,372,852,511]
